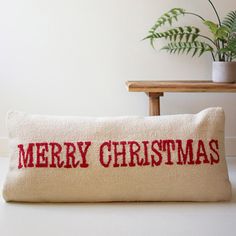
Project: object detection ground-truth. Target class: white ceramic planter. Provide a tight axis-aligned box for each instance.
[212,61,236,83]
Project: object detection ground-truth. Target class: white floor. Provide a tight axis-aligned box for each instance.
[0,157,236,236]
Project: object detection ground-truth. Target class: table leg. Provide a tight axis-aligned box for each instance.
[146,92,163,116]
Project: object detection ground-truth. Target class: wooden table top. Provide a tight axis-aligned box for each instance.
[126,80,236,93]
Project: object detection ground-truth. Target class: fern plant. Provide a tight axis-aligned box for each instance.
[144,1,236,62]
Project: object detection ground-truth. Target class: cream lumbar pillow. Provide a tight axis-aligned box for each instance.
[3,108,231,202]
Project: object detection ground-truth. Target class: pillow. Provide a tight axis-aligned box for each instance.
[3,108,231,202]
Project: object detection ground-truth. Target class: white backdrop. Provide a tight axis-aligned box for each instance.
[0,0,236,155]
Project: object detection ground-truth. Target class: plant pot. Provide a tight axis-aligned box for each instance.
[212,62,236,83]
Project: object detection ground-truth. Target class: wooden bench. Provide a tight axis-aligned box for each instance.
[126,80,236,116]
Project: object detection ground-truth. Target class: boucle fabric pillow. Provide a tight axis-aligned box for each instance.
[3,108,231,202]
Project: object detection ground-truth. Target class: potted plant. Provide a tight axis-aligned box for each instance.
[144,0,236,83]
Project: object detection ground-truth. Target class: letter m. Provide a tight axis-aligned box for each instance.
[176,139,194,165]
[18,143,34,169]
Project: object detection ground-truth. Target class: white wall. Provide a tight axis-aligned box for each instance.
[0,0,236,155]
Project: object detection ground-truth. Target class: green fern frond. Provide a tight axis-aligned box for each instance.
[222,10,236,33]
[149,8,186,34]
[146,26,200,44]
[220,36,236,59]
[228,37,236,51]
[162,41,213,57]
